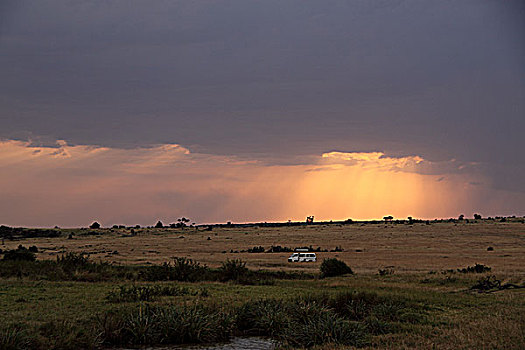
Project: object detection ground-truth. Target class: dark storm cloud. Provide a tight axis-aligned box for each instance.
[1,0,524,194]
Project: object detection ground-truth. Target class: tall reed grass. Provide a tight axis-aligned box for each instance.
[0,289,427,349]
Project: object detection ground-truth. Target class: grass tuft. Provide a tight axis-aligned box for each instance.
[0,325,32,350]
[106,284,195,303]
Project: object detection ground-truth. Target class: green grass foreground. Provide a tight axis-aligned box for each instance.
[0,258,524,349]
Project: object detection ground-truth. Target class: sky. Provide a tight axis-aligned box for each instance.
[1,0,524,227]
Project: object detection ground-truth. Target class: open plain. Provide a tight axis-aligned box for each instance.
[3,221,524,274]
[1,221,524,349]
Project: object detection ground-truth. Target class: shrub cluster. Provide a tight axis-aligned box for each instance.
[266,245,294,253]
[247,245,338,253]
[247,246,265,253]
[2,245,37,262]
[0,226,61,240]
[0,252,134,281]
[138,257,209,282]
[457,263,491,273]
[0,253,315,283]
[470,276,525,292]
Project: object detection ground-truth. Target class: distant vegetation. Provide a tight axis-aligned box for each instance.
[0,225,61,240]
[0,249,313,283]
[2,245,37,262]
[1,215,523,242]
[246,245,343,253]
[457,263,491,274]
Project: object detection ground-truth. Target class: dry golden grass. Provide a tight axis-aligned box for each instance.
[3,222,524,274]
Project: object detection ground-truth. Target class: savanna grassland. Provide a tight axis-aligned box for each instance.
[2,221,524,273]
[1,221,524,349]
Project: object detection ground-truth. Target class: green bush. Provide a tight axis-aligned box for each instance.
[219,259,248,282]
[320,258,353,278]
[138,257,208,282]
[56,252,89,266]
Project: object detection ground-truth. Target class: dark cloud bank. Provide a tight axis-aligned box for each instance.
[1,1,524,199]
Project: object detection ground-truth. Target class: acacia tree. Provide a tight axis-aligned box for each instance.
[177,217,190,229]
[89,222,101,229]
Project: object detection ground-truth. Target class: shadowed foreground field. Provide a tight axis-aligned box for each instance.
[2,222,524,273]
[1,222,524,349]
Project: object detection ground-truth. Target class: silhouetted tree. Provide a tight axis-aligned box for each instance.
[383,215,393,222]
[89,222,100,229]
[473,214,482,220]
[458,214,465,220]
[155,220,164,228]
[177,217,190,229]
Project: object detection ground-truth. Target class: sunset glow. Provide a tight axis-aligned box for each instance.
[1,139,515,227]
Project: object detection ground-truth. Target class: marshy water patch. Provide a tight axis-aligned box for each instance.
[121,337,276,350]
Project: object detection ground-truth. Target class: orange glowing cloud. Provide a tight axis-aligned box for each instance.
[0,139,516,227]
[321,151,424,170]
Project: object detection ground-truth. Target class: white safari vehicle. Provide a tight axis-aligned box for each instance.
[288,252,317,262]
